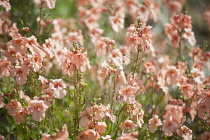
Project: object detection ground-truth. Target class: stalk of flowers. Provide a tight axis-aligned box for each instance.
[164,13,196,48]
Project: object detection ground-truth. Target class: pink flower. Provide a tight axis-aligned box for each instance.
[0,92,4,108]
[148,114,162,133]
[0,59,11,78]
[14,108,28,124]
[108,7,125,33]
[41,124,69,140]
[180,84,194,99]
[179,126,192,140]
[5,99,22,116]
[0,0,11,11]
[0,134,5,140]
[120,120,136,131]
[144,61,155,73]
[49,79,67,99]
[28,99,49,121]
[92,105,106,121]
[162,116,178,136]
[165,66,179,85]
[94,37,115,57]
[33,0,56,9]
[78,129,100,140]
[65,30,84,49]
[116,133,138,140]
[95,122,107,134]
[118,85,139,104]
[11,66,29,85]
[63,48,91,74]
[136,111,144,128]
[201,132,210,140]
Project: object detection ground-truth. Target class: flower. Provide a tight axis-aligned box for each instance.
[0,59,11,78]
[78,129,100,140]
[49,79,67,99]
[14,108,28,124]
[95,122,107,134]
[33,0,56,9]
[179,125,192,140]
[11,66,29,85]
[148,114,162,133]
[5,99,22,116]
[0,0,11,11]
[28,99,49,121]
[0,92,4,108]
[120,120,136,131]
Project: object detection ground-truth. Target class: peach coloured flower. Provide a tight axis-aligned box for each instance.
[120,120,136,131]
[136,111,144,128]
[54,124,69,140]
[94,37,115,57]
[197,101,209,120]
[144,0,160,22]
[105,104,116,123]
[0,134,5,140]
[11,66,29,85]
[49,79,67,99]
[144,61,155,73]
[88,27,104,43]
[118,85,139,104]
[180,84,194,99]
[9,35,28,56]
[188,47,203,62]
[93,105,106,121]
[179,125,192,140]
[38,75,49,90]
[79,107,93,127]
[0,0,11,11]
[63,48,91,74]
[0,92,4,108]
[78,129,100,140]
[0,59,11,78]
[41,124,69,140]
[126,24,141,52]
[27,36,46,72]
[14,108,28,124]
[182,28,196,46]
[43,88,54,104]
[95,122,107,134]
[201,91,210,109]
[165,66,179,85]
[162,115,178,136]
[65,30,84,49]
[33,0,56,9]
[201,132,210,140]
[148,114,162,133]
[164,0,185,15]
[42,38,55,59]
[5,99,22,116]
[108,8,125,33]
[126,24,153,52]
[116,133,138,140]
[189,99,197,121]
[3,45,18,63]
[28,99,49,121]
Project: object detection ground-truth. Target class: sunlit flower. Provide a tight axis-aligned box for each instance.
[5,99,22,116]
[28,99,49,121]
[148,114,162,133]
[78,129,100,140]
